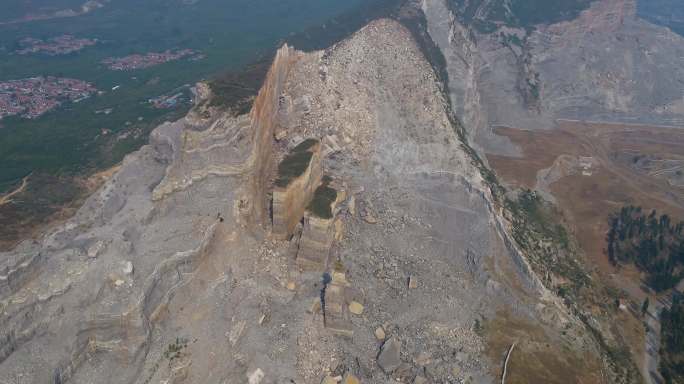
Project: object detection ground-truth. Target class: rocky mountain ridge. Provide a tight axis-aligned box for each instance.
[4,0,683,381]
[0,16,602,383]
[426,0,684,153]
[422,0,684,382]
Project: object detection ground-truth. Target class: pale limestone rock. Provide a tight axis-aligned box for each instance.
[414,351,432,366]
[228,320,246,346]
[408,276,417,289]
[122,261,134,276]
[363,214,377,224]
[87,241,105,258]
[308,297,322,314]
[274,129,287,141]
[349,301,364,315]
[272,140,323,240]
[248,368,264,384]
[321,375,341,384]
[375,326,386,340]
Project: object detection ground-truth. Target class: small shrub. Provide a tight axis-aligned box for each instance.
[163,337,188,361]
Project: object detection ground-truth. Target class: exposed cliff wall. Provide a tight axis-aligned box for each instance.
[323,267,354,337]
[151,44,302,229]
[38,221,219,384]
[272,141,322,239]
[421,1,670,381]
[297,212,342,271]
[247,45,301,228]
[422,0,486,143]
[421,0,523,158]
[296,214,334,270]
[0,102,233,383]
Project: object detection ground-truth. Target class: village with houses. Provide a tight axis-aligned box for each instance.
[15,35,98,56]
[0,76,97,119]
[102,49,200,70]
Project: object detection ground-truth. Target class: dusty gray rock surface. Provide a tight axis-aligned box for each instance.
[423,0,684,156]
[377,338,401,373]
[421,0,684,382]
[0,17,591,384]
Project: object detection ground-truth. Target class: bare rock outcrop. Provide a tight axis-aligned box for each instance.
[0,15,606,384]
[296,213,334,271]
[322,266,355,337]
[295,180,344,271]
[272,139,323,239]
[424,0,684,155]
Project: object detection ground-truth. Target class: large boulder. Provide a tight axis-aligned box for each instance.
[377,338,401,373]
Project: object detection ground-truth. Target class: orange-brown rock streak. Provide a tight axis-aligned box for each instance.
[246,44,300,227]
[272,142,322,239]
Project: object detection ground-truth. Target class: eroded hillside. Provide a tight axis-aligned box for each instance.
[0,17,609,384]
[422,0,684,382]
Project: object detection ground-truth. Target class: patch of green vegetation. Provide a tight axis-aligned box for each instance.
[607,205,684,292]
[0,173,85,248]
[638,0,684,38]
[208,0,404,113]
[0,0,377,194]
[293,138,319,153]
[288,0,405,52]
[308,177,337,219]
[478,184,639,382]
[509,190,570,248]
[163,337,188,361]
[506,190,588,295]
[661,296,684,383]
[208,55,272,114]
[473,316,486,337]
[275,151,313,188]
[415,1,639,376]
[446,0,592,33]
[510,0,592,29]
[500,32,523,48]
[275,140,319,188]
[527,77,540,100]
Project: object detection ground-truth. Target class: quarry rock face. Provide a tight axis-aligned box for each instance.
[0,13,634,384]
[323,267,355,338]
[296,182,343,271]
[296,212,335,271]
[272,139,323,240]
[420,0,684,382]
[423,0,684,153]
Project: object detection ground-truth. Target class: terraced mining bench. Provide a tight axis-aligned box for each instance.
[272,138,322,239]
[323,263,361,337]
[296,176,345,271]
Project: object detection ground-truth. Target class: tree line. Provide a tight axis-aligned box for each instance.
[606,205,684,292]
[661,295,684,383]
